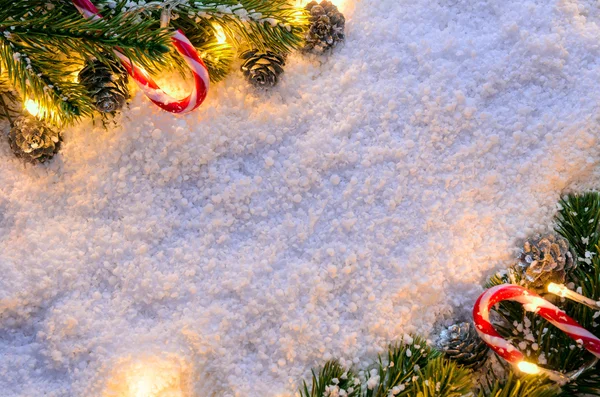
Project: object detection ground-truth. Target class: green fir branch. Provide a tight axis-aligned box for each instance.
[560,362,600,396]
[364,336,438,397]
[166,14,235,82]
[95,0,309,54]
[478,371,560,397]
[0,3,172,71]
[408,356,473,397]
[483,192,600,394]
[0,37,91,125]
[299,360,361,397]
[555,192,600,271]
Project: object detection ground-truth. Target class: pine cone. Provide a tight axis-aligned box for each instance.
[78,57,129,113]
[438,322,489,369]
[304,0,345,53]
[8,115,61,163]
[515,235,573,292]
[240,49,286,88]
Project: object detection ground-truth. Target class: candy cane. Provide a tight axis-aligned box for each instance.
[72,0,209,113]
[473,284,600,383]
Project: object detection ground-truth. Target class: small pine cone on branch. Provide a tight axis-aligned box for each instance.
[438,322,489,369]
[515,235,573,292]
[78,57,129,113]
[304,0,345,53]
[240,49,286,88]
[8,115,62,163]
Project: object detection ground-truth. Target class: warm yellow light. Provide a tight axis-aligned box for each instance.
[214,24,226,44]
[547,282,563,296]
[298,0,346,10]
[128,368,160,397]
[518,361,541,375]
[24,99,41,118]
[103,357,189,397]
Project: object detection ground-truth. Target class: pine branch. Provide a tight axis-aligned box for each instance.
[0,37,91,125]
[408,356,473,397]
[478,371,560,397]
[364,336,439,397]
[0,0,176,124]
[482,193,600,394]
[95,0,309,54]
[167,15,235,82]
[560,363,600,396]
[0,2,172,71]
[299,360,361,397]
[555,192,600,271]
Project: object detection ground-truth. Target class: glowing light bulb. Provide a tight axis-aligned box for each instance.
[214,25,226,44]
[517,361,541,375]
[547,282,563,296]
[547,282,600,309]
[24,99,41,117]
[103,357,189,397]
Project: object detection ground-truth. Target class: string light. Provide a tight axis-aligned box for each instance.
[548,282,600,310]
[103,357,189,397]
[517,361,571,383]
[24,99,42,118]
[517,361,540,375]
[213,24,227,44]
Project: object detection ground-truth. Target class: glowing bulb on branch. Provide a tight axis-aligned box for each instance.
[517,360,570,383]
[24,99,42,118]
[517,361,541,375]
[103,356,189,397]
[548,282,600,310]
[213,24,227,44]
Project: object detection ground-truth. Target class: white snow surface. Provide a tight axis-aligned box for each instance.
[2,0,600,395]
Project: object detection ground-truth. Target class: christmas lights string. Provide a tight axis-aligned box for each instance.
[72,0,210,113]
[473,284,600,384]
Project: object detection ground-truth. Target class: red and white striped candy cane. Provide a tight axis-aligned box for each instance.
[473,284,600,382]
[72,0,209,113]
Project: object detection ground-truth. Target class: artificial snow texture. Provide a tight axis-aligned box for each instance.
[2,0,600,395]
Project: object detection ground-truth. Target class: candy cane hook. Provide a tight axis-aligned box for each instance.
[473,284,600,383]
[72,0,209,113]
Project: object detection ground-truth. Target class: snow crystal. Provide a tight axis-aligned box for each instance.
[2,0,600,395]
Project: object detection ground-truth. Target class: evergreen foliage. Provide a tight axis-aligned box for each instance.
[478,371,560,397]
[301,192,600,397]
[364,336,437,397]
[300,337,472,397]
[410,356,472,397]
[485,192,600,395]
[299,360,360,397]
[0,0,308,125]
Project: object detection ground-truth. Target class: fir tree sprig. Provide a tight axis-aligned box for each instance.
[0,1,172,70]
[478,371,560,397]
[483,192,600,394]
[409,356,472,397]
[299,360,361,397]
[0,0,174,124]
[363,336,435,397]
[555,192,600,272]
[0,37,92,125]
[301,339,473,397]
[97,0,309,54]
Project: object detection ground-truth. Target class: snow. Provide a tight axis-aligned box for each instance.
[2,0,600,395]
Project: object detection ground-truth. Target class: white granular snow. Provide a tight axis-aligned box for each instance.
[2,0,600,395]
